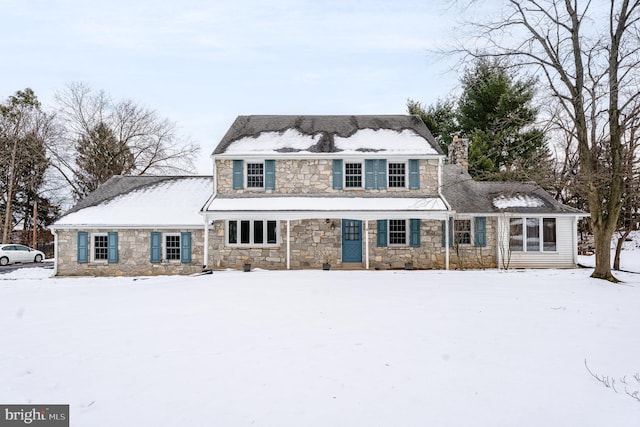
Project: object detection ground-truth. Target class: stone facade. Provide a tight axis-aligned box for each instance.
[206,217,497,271]
[216,159,439,195]
[55,228,205,276]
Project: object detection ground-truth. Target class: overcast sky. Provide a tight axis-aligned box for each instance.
[1,0,466,173]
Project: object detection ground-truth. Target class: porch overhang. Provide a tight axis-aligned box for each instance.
[202,196,451,221]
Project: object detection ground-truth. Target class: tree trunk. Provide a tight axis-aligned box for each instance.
[613,229,632,271]
[592,225,618,282]
[2,138,19,243]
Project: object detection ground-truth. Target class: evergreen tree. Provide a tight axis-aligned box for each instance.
[74,122,136,197]
[407,98,458,154]
[458,58,551,181]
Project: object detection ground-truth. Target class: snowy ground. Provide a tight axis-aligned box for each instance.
[1,265,640,426]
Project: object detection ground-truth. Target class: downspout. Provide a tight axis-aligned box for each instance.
[51,228,58,277]
[286,220,291,270]
[203,219,209,270]
[438,156,452,270]
[365,220,369,270]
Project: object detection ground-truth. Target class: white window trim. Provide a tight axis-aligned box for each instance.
[388,219,409,247]
[509,217,558,253]
[90,232,108,263]
[163,233,182,262]
[245,160,265,189]
[343,161,364,189]
[387,160,408,189]
[226,220,280,248]
[453,218,473,246]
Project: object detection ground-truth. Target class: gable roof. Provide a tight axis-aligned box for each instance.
[213,115,444,156]
[442,165,585,215]
[52,176,213,228]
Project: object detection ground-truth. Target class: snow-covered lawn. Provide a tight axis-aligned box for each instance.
[1,267,639,426]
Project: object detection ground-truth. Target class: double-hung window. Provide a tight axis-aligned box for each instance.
[165,234,181,260]
[246,163,264,188]
[228,220,279,246]
[509,217,557,252]
[92,234,108,261]
[388,162,406,188]
[344,162,363,188]
[388,219,407,245]
[454,219,471,245]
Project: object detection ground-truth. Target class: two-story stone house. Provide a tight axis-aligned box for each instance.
[50,115,586,276]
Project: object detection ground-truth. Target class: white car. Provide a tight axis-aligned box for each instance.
[0,244,45,266]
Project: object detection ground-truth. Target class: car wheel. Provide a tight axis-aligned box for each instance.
[0,257,8,266]
[34,254,43,263]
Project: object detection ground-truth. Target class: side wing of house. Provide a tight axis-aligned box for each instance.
[51,176,213,276]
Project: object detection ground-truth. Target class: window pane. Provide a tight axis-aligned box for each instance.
[345,163,362,188]
[543,218,557,251]
[526,218,540,252]
[267,221,277,244]
[510,218,523,251]
[94,235,108,260]
[240,221,250,244]
[247,163,264,188]
[254,221,264,244]
[166,235,181,260]
[389,219,406,245]
[344,220,360,241]
[229,221,237,244]
[388,163,405,188]
[454,220,471,245]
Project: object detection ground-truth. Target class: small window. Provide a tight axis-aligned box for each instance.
[543,218,557,251]
[509,218,524,251]
[388,163,406,188]
[526,218,540,252]
[165,234,181,260]
[93,234,108,261]
[246,162,264,188]
[454,219,471,245]
[389,219,407,245]
[345,163,362,188]
[228,220,279,246]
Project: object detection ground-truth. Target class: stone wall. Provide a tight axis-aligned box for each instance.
[55,228,204,276]
[206,217,497,271]
[216,159,439,195]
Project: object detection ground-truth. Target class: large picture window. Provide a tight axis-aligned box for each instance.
[510,217,557,252]
[228,220,279,246]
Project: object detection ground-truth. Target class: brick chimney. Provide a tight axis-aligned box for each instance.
[448,135,469,171]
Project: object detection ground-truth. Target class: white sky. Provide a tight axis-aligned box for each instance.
[1,0,466,173]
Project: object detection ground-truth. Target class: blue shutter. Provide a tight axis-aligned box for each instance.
[181,232,192,263]
[377,159,387,189]
[475,217,487,247]
[77,232,88,263]
[150,232,161,263]
[332,159,343,189]
[377,220,388,247]
[410,219,421,247]
[232,160,244,190]
[365,160,376,189]
[107,232,118,263]
[265,160,276,190]
[409,159,420,189]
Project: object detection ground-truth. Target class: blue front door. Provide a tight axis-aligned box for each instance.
[342,219,362,263]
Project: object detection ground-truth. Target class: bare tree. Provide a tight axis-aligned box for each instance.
[51,82,200,199]
[453,0,640,281]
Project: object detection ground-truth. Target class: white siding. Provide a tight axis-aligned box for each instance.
[498,216,577,269]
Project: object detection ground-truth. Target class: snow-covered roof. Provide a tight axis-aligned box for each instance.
[213,115,444,156]
[493,195,545,209]
[205,196,448,220]
[53,176,213,228]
